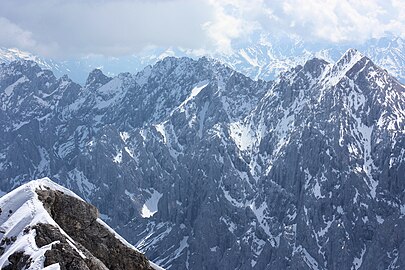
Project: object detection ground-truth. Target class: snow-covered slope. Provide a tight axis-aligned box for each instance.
[0,178,69,269]
[0,178,162,270]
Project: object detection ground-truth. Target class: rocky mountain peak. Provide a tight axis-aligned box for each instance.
[85,68,112,91]
[0,61,42,87]
[6,60,42,75]
[335,48,365,69]
[302,57,329,77]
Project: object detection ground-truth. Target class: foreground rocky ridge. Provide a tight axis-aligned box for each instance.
[0,178,157,270]
[0,49,404,269]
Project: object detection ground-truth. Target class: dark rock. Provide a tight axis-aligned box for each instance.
[85,69,112,91]
[1,252,31,270]
[36,189,153,270]
[33,223,106,270]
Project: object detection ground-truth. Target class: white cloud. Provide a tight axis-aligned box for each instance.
[213,0,405,44]
[202,0,260,53]
[0,17,37,49]
[0,0,403,57]
[0,0,214,57]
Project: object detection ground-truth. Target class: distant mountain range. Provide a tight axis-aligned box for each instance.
[1,34,404,84]
[0,46,404,269]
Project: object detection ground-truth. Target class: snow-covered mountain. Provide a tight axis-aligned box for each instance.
[0,48,404,269]
[0,177,162,270]
[0,47,191,84]
[221,34,405,83]
[0,48,71,80]
[1,35,404,84]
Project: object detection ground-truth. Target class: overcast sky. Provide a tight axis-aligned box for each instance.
[0,0,403,58]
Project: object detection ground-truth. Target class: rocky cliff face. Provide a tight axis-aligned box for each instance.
[0,178,157,270]
[0,49,404,269]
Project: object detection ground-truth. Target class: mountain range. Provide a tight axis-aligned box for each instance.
[0,46,404,269]
[0,34,404,84]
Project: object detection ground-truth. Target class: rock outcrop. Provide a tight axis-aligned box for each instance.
[0,178,158,270]
[36,188,153,270]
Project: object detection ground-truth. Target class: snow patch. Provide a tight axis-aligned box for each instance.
[155,123,167,144]
[67,169,96,200]
[57,138,75,159]
[294,246,320,270]
[249,201,271,236]
[173,236,189,259]
[376,215,384,224]
[113,150,123,164]
[3,76,28,96]
[313,180,325,199]
[178,81,209,111]
[198,102,209,138]
[352,247,366,270]
[353,115,378,198]
[324,49,364,86]
[66,238,86,259]
[222,186,243,208]
[220,216,237,233]
[94,78,125,109]
[400,204,405,216]
[120,131,130,142]
[229,122,255,151]
[318,219,333,237]
[141,189,163,218]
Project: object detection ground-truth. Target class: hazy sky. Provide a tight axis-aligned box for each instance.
[0,0,403,58]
